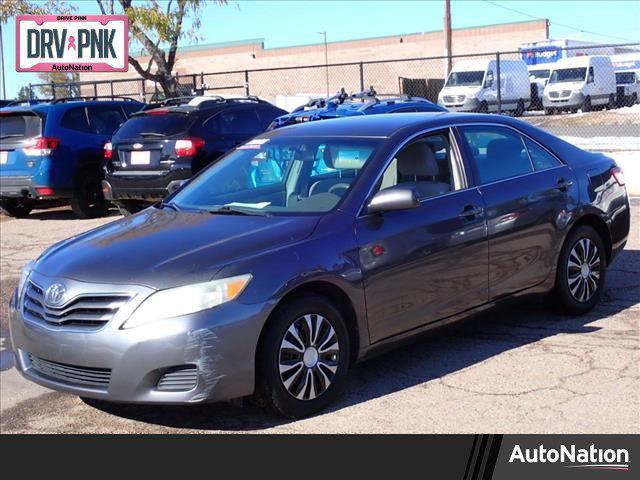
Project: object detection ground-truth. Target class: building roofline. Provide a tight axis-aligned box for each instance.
[131,18,547,57]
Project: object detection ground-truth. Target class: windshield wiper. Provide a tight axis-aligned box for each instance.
[209,205,266,216]
[159,201,180,212]
[0,134,23,140]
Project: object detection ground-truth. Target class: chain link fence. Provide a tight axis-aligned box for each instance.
[27,43,639,113]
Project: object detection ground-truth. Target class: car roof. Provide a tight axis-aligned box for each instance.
[265,111,545,138]
[0,99,141,114]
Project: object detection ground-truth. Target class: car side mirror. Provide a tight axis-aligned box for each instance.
[587,74,594,83]
[367,186,420,214]
[167,179,187,194]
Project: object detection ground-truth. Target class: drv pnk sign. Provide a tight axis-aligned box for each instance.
[16,15,128,72]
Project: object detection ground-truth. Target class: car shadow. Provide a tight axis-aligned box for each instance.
[84,248,639,432]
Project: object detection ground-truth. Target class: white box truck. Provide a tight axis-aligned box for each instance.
[437,59,531,115]
[615,69,640,107]
[543,56,616,114]
[528,66,552,109]
[520,39,614,66]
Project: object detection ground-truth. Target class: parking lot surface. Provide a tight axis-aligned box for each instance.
[0,194,637,433]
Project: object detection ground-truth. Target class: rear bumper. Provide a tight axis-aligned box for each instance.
[0,176,69,199]
[105,168,192,202]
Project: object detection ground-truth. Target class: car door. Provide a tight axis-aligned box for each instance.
[355,130,489,343]
[457,124,577,300]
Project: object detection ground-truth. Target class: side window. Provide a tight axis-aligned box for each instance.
[460,126,531,184]
[87,106,126,135]
[390,107,418,113]
[61,107,90,132]
[122,103,143,117]
[376,132,457,200]
[218,109,262,135]
[523,137,561,171]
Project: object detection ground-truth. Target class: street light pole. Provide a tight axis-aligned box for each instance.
[444,0,452,78]
[0,23,6,100]
[318,31,329,96]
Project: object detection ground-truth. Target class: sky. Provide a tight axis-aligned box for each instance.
[1,0,639,98]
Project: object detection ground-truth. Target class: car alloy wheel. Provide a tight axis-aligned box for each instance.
[278,313,340,400]
[566,238,601,303]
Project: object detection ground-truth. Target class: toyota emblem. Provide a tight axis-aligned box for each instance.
[45,283,67,307]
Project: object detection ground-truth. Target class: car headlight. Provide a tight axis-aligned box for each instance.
[122,274,252,329]
[17,260,35,302]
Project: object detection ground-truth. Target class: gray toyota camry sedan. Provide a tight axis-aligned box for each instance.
[9,113,630,418]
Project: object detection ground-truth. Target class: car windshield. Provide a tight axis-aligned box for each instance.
[445,71,485,87]
[529,69,550,80]
[0,112,42,140]
[170,136,382,214]
[549,67,587,83]
[114,112,194,140]
[616,72,636,84]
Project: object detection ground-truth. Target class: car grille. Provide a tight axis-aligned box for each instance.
[157,366,199,392]
[443,95,465,103]
[549,90,571,99]
[22,281,131,328]
[28,354,111,387]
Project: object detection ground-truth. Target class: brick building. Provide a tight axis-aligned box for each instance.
[79,19,549,101]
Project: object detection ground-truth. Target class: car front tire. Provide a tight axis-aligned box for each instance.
[554,225,607,315]
[256,294,350,418]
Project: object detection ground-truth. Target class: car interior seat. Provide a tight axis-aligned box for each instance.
[396,141,451,198]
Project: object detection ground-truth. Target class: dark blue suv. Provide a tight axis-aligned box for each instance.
[0,97,143,218]
[269,87,447,129]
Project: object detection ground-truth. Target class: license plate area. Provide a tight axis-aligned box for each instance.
[130,151,151,165]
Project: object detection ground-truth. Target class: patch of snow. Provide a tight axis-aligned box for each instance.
[559,136,640,151]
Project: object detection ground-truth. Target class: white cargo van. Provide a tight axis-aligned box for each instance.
[543,56,616,113]
[528,66,551,109]
[437,59,531,115]
[615,69,640,107]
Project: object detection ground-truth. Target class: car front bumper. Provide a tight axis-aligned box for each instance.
[543,91,584,109]
[9,272,271,405]
[438,96,479,112]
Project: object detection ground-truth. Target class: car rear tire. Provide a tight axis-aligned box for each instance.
[0,198,34,218]
[553,225,607,315]
[70,172,109,219]
[115,200,146,216]
[255,294,350,418]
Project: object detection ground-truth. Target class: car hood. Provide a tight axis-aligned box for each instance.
[34,208,320,289]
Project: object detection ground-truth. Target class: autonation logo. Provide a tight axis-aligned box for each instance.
[509,444,630,471]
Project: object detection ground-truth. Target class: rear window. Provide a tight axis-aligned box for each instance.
[113,113,195,140]
[0,112,43,140]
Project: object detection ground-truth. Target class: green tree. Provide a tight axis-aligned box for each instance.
[36,71,82,99]
[1,1,227,98]
[16,85,31,101]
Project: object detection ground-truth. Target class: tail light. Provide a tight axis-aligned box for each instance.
[175,137,205,157]
[104,141,113,160]
[23,137,60,156]
[611,166,625,187]
[35,187,54,196]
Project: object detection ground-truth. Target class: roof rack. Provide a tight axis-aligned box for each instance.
[51,95,140,104]
[358,95,433,112]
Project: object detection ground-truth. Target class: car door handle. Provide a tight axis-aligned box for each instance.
[555,178,574,192]
[459,205,484,219]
